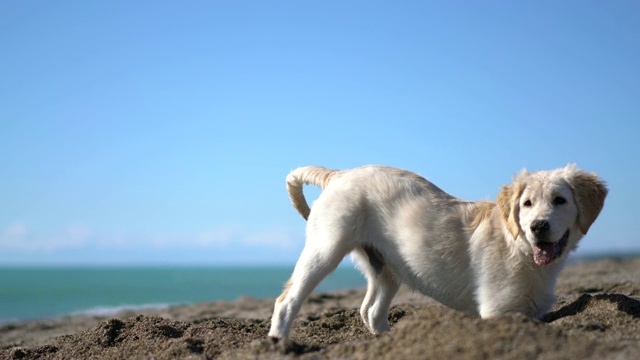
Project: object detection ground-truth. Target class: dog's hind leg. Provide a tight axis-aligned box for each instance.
[352,247,400,334]
[268,240,350,338]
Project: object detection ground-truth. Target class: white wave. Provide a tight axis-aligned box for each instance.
[70,303,175,317]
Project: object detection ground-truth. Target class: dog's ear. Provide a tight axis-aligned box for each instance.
[564,164,608,234]
[497,180,524,240]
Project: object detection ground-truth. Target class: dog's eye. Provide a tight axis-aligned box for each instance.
[523,200,532,207]
[553,196,566,205]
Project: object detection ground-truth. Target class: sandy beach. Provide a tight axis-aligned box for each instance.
[1,257,639,359]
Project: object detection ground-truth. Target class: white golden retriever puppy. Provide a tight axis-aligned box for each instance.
[268,165,607,338]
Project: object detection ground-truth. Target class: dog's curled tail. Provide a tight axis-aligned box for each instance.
[286,166,340,220]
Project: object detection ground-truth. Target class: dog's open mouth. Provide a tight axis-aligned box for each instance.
[533,230,569,266]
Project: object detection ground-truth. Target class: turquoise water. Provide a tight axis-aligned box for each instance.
[0,266,366,323]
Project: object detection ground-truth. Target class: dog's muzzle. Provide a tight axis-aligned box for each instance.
[532,229,570,266]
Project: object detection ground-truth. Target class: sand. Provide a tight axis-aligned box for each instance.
[1,257,639,359]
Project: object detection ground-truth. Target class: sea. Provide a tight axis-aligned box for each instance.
[0,266,366,324]
[1,252,636,324]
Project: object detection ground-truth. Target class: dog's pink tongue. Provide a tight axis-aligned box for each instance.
[533,242,559,266]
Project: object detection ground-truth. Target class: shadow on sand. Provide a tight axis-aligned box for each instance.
[543,293,640,323]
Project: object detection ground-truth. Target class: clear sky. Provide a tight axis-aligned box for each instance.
[1,1,638,266]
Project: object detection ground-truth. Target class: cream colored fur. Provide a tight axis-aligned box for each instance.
[268,165,607,338]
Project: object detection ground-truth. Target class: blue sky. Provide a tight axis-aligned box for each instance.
[1,1,638,265]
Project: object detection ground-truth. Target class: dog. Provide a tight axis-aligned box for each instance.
[268,165,607,338]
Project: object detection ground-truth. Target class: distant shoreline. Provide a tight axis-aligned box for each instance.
[566,250,640,263]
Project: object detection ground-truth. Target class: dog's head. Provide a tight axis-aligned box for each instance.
[497,164,607,266]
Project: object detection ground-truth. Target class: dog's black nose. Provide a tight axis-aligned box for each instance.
[530,220,550,236]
